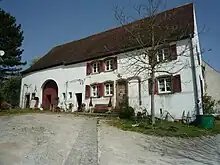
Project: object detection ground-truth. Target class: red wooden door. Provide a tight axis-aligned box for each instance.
[42,80,58,110]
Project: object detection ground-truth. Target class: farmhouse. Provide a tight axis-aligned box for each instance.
[20,3,204,119]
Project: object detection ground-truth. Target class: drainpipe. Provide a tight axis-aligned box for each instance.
[189,34,200,115]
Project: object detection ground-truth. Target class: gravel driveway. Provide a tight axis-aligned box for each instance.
[0,114,220,165]
[0,114,98,165]
[98,122,220,165]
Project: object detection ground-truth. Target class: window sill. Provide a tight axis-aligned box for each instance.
[87,69,117,75]
[103,95,113,97]
[104,69,113,73]
[158,91,172,95]
[90,72,99,75]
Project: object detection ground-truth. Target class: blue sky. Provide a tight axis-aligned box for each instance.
[0,0,219,71]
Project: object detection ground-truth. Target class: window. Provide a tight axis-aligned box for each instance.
[69,92,72,99]
[157,48,169,62]
[105,59,113,71]
[91,85,98,97]
[62,93,66,99]
[31,93,36,99]
[92,62,99,73]
[105,83,113,96]
[158,77,172,93]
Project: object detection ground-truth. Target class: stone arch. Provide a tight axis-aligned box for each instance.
[42,79,58,110]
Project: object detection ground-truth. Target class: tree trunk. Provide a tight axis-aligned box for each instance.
[151,69,155,125]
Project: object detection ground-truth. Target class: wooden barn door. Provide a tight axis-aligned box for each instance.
[42,80,58,110]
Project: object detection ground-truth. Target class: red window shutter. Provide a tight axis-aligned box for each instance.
[172,74,182,93]
[170,44,177,60]
[97,62,100,73]
[86,63,91,75]
[111,82,114,95]
[85,85,90,99]
[113,57,117,70]
[98,83,104,97]
[100,60,105,72]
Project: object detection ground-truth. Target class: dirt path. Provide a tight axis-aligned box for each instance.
[98,122,220,165]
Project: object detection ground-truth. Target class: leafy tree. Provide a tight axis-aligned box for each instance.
[0,8,26,80]
[202,94,220,114]
[0,76,21,106]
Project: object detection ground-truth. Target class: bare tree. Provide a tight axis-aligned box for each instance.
[111,0,199,125]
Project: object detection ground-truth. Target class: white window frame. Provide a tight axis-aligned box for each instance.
[91,85,98,97]
[157,48,169,62]
[158,77,172,94]
[92,62,99,73]
[105,59,113,71]
[104,83,113,96]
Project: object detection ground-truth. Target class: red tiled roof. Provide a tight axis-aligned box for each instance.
[23,3,194,74]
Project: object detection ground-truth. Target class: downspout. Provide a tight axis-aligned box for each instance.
[189,34,200,115]
[138,78,142,106]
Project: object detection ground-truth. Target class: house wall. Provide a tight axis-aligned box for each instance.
[20,63,86,111]
[118,38,202,119]
[203,61,220,108]
[20,37,203,119]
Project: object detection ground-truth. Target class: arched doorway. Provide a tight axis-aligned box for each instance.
[42,80,58,110]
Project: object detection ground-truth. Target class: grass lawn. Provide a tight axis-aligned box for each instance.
[108,118,220,138]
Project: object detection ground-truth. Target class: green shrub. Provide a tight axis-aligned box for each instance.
[119,97,135,119]
[0,76,21,106]
[202,94,219,114]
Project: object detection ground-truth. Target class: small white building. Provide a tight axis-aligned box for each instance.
[202,61,220,112]
[20,3,204,119]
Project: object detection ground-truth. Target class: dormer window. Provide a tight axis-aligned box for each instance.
[105,59,113,71]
